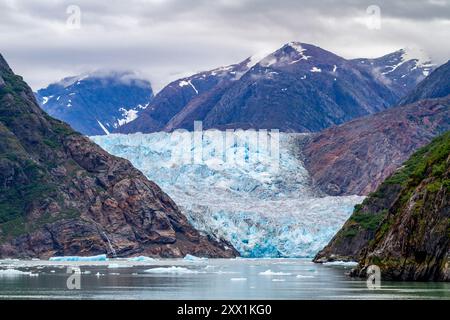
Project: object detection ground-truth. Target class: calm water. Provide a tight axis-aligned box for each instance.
[0,258,449,300]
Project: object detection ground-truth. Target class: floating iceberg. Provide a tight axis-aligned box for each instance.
[144,266,199,274]
[230,278,247,281]
[323,261,359,267]
[127,256,156,262]
[184,254,208,262]
[92,133,365,258]
[259,269,292,276]
[296,274,315,278]
[107,263,129,269]
[0,269,37,277]
[49,254,108,262]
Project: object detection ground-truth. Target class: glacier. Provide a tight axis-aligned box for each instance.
[91,132,364,258]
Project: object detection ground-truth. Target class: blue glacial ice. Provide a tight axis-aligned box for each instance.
[126,256,157,262]
[91,132,364,258]
[184,254,208,262]
[49,254,108,262]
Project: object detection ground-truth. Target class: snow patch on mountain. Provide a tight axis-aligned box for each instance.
[97,120,110,135]
[179,79,199,94]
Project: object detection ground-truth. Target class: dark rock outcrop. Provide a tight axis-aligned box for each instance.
[315,132,450,281]
[0,53,237,259]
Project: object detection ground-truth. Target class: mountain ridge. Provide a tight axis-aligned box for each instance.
[36,70,154,136]
[301,60,450,196]
[117,42,435,134]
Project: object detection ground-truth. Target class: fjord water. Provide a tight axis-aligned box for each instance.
[92,132,364,258]
[1,259,449,299]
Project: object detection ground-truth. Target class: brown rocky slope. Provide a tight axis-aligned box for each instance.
[0,54,237,259]
[301,95,450,196]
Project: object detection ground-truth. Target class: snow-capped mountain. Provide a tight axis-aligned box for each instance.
[116,58,253,133]
[36,71,153,135]
[353,47,435,96]
[118,42,435,134]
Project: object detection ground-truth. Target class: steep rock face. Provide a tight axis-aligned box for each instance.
[301,96,450,196]
[399,60,450,105]
[315,132,450,281]
[0,54,237,259]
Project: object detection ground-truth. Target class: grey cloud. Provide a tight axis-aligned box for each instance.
[0,0,448,91]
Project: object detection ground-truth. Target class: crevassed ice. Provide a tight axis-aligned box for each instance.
[91,132,364,258]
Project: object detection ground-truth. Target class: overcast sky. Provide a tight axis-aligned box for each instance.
[0,0,449,92]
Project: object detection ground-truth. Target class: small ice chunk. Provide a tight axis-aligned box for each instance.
[144,266,199,274]
[107,263,129,269]
[127,256,156,262]
[49,254,108,262]
[230,278,247,281]
[0,269,37,277]
[296,274,315,278]
[184,254,208,262]
[259,269,292,276]
[272,279,285,282]
[323,261,358,267]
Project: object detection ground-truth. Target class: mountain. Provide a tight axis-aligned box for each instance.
[36,71,153,136]
[0,53,237,259]
[116,59,253,133]
[352,47,435,97]
[314,131,449,281]
[301,61,450,196]
[399,59,450,105]
[118,42,434,134]
[301,96,450,196]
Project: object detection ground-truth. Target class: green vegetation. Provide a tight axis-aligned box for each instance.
[385,131,450,187]
[349,210,386,231]
[338,131,450,240]
[0,72,28,96]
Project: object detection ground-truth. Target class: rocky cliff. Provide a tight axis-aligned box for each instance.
[0,53,237,259]
[301,96,450,196]
[315,131,450,281]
